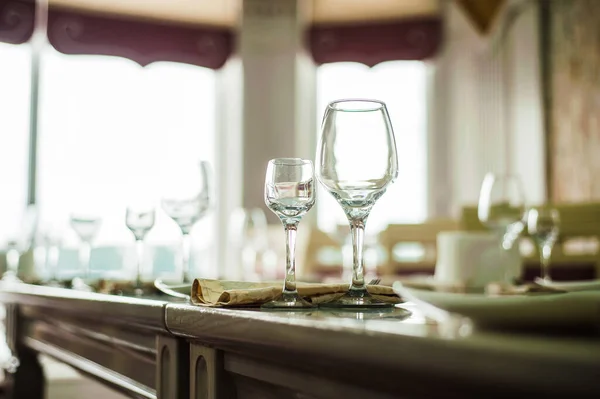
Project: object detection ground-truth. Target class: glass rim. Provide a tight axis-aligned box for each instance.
[269,157,313,166]
[327,99,386,112]
[483,172,522,180]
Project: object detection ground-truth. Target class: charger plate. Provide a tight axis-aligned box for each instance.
[394,283,600,330]
[534,278,600,292]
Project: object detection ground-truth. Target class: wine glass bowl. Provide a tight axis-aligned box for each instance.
[126,207,156,241]
[161,195,209,236]
[262,158,315,309]
[527,208,560,282]
[316,99,398,308]
[70,214,102,244]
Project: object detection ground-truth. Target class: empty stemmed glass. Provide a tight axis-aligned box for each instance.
[478,173,526,251]
[527,208,560,282]
[316,99,398,308]
[2,205,38,283]
[230,208,269,280]
[40,225,63,286]
[69,212,102,289]
[161,161,211,283]
[478,173,526,283]
[262,158,315,309]
[125,205,156,294]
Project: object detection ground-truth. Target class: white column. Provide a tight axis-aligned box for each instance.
[215,57,244,279]
[240,0,316,215]
[217,0,316,279]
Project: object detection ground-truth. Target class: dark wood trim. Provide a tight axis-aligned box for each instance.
[539,0,552,201]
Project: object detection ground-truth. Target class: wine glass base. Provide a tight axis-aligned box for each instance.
[71,277,94,292]
[1,272,22,284]
[45,280,64,288]
[319,289,393,309]
[261,292,315,310]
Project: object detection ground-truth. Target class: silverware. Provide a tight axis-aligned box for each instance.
[368,278,381,285]
[154,279,191,301]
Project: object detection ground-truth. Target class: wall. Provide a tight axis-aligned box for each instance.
[548,0,600,202]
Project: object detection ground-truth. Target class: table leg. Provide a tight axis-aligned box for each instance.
[10,344,44,399]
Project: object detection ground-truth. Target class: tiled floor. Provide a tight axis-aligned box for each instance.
[41,356,126,399]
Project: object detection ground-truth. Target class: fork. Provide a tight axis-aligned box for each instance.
[368,278,381,285]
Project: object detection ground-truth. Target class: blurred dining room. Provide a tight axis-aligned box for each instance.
[0,0,599,398]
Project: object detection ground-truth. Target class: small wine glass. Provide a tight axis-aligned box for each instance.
[230,207,269,280]
[527,208,560,282]
[125,205,156,295]
[69,212,102,289]
[40,225,63,286]
[478,173,526,250]
[316,99,398,308]
[161,161,211,283]
[262,158,316,309]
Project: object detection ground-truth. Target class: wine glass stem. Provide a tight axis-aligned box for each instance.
[49,246,59,282]
[135,239,144,288]
[540,244,552,281]
[7,249,19,275]
[80,242,91,279]
[282,222,298,294]
[181,233,191,283]
[350,219,366,291]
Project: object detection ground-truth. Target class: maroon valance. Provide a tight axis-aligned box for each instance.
[0,0,34,45]
[46,8,234,69]
[309,18,443,67]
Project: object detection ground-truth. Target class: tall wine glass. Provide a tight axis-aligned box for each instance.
[478,173,526,250]
[527,208,560,282]
[262,158,315,309]
[161,161,211,283]
[70,212,102,289]
[125,205,156,294]
[316,99,398,308]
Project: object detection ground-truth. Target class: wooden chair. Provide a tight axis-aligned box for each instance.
[301,227,342,280]
[378,219,460,276]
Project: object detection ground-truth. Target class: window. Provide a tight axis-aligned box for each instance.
[0,43,31,244]
[37,49,217,276]
[316,61,428,233]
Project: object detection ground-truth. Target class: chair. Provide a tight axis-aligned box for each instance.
[301,227,342,280]
[378,219,460,276]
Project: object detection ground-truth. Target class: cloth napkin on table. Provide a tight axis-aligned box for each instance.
[191,279,402,307]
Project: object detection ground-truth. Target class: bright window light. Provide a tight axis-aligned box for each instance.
[0,43,31,244]
[37,49,217,250]
[316,61,428,233]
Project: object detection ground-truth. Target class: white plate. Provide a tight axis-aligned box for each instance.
[535,278,600,292]
[395,284,600,329]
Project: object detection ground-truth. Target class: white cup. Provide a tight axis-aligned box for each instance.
[434,231,522,287]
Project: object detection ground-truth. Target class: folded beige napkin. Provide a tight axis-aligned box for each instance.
[191,279,402,307]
